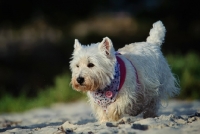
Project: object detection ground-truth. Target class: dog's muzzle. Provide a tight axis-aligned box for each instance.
[76,77,84,85]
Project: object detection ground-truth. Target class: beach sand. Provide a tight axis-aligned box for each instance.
[0,100,200,134]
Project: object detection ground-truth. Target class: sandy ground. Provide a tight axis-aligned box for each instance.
[0,100,200,134]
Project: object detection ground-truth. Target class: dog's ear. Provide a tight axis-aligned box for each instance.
[74,39,82,51]
[98,37,115,57]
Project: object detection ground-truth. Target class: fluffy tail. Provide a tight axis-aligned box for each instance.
[146,21,166,46]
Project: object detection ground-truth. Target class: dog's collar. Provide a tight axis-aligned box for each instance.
[116,52,126,91]
[90,52,138,111]
[117,52,139,86]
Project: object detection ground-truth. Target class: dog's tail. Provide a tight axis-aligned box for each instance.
[146,21,166,46]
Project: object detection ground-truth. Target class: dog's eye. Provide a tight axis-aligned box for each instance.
[76,65,79,68]
[88,63,94,68]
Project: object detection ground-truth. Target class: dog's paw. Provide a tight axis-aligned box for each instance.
[55,121,77,134]
[118,116,143,124]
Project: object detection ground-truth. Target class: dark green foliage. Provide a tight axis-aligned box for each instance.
[167,52,200,99]
[0,52,200,113]
[0,73,85,113]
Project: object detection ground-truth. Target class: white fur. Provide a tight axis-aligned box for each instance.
[69,21,180,123]
[146,20,166,45]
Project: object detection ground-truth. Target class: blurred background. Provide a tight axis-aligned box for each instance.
[0,0,200,113]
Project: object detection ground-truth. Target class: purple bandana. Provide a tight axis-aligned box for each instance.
[90,61,120,111]
[89,52,139,112]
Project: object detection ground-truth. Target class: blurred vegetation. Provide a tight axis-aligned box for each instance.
[0,52,200,113]
[167,52,200,100]
[0,73,85,113]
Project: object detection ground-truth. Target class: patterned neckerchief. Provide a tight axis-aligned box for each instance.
[90,61,121,111]
[90,53,139,112]
[90,52,128,112]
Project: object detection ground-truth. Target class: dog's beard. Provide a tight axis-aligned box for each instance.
[71,76,101,92]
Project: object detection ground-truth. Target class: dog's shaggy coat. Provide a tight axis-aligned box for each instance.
[70,21,179,123]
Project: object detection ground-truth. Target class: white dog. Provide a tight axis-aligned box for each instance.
[70,21,180,123]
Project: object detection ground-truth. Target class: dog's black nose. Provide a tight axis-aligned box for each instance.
[76,77,84,84]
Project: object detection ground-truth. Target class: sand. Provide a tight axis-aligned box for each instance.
[0,100,200,134]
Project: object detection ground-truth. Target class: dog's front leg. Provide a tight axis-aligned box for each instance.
[92,103,109,123]
[97,103,121,123]
[107,103,121,122]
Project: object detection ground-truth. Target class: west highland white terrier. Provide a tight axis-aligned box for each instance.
[70,21,180,123]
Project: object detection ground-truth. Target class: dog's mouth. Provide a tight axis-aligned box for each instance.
[73,84,87,92]
[73,83,96,92]
[71,77,99,92]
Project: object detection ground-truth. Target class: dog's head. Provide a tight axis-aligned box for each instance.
[69,37,116,92]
